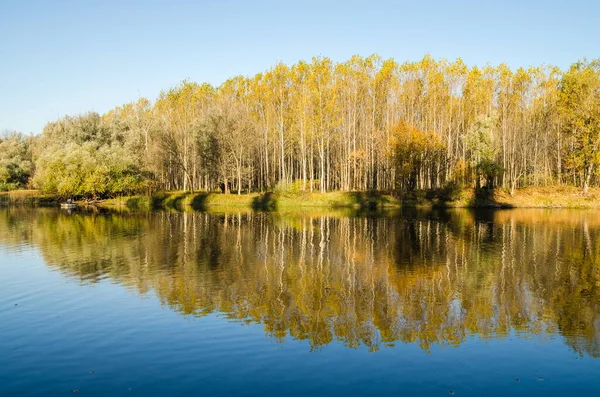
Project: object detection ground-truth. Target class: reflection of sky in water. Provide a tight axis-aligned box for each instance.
[1,208,600,396]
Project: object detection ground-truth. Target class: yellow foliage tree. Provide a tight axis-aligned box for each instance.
[389,122,446,191]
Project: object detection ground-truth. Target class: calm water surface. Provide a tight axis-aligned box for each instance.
[1,207,600,396]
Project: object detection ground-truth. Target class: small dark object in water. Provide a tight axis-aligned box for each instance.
[72,390,79,393]
[14,304,17,307]
[514,378,520,382]
[89,370,94,374]
[449,391,454,395]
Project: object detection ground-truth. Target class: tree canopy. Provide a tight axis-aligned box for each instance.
[0,132,34,191]
[4,55,600,196]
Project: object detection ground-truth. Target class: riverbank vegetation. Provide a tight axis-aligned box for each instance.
[54,185,600,211]
[2,55,600,200]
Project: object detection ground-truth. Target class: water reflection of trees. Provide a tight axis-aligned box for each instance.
[1,208,599,355]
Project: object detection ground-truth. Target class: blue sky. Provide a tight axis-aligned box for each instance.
[1,0,598,134]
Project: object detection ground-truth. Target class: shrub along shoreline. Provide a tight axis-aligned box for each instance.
[2,186,600,210]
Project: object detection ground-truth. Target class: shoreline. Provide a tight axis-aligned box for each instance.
[2,186,600,211]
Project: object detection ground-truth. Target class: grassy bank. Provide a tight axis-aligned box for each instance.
[0,190,59,206]
[444,185,600,208]
[4,186,600,210]
[97,186,600,211]
[99,190,403,211]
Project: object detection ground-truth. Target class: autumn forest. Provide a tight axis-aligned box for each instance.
[2,55,600,197]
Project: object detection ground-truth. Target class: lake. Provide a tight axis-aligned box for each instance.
[1,207,600,396]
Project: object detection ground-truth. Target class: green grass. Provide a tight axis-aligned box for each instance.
[67,187,600,211]
[5,186,600,210]
[0,190,58,206]
[95,191,402,211]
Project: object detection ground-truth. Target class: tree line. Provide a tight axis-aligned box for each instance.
[2,55,600,196]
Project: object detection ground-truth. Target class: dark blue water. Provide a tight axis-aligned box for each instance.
[1,208,599,396]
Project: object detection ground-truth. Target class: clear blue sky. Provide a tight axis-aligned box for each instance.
[1,0,598,134]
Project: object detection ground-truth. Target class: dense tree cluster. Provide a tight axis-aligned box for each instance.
[32,113,148,196]
[3,55,600,196]
[0,132,34,191]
